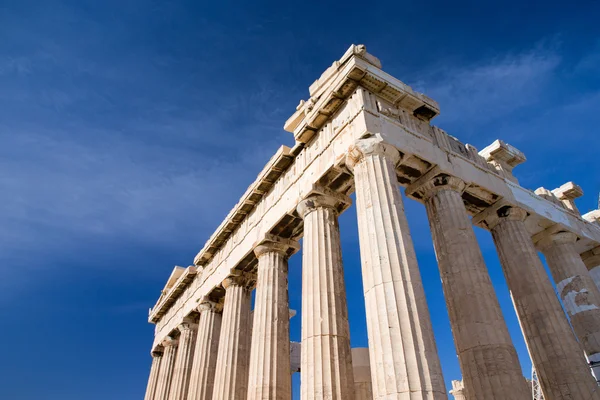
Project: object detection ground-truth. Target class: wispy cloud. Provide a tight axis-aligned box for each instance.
[412,45,561,127]
[409,40,600,205]
[0,5,297,296]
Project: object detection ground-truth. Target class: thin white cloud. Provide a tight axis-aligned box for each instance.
[412,46,561,126]
[574,40,600,73]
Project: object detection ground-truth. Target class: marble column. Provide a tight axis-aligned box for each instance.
[346,136,447,399]
[297,191,354,400]
[144,348,163,400]
[406,172,529,400]
[212,272,255,400]
[187,299,223,400]
[351,348,373,400]
[248,236,299,400]
[538,231,600,379]
[154,336,179,400]
[168,319,199,400]
[478,205,600,399]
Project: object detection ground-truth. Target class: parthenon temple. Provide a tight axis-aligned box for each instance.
[143,45,600,400]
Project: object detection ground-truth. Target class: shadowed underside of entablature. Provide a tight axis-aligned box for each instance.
[148,44,600,345]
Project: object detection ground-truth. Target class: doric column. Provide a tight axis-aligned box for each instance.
[406,171,529,400]
[537,231,600,379]
[476,205,600,399]
[351,348,373,400]
[168,319,199,400]
[187,299,223,400]
[212,272,255,400]
[154,336,179,400]
[144,348,163,400]
[346,135,446,400]
[297,190,354,400]
[248,235,299,400]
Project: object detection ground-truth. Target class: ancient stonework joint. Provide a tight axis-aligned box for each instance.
[345,133,402,171]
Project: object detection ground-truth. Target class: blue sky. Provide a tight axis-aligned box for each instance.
[1,0,599,399]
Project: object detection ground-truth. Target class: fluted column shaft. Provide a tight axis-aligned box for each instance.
[247,237,299,400]
[297,192,354,400]
[347,136,446,400]
[483,206,599,399]
[144,350,163,400]
[407,173,529,400]
[351,348,373,400]
[155,337,179,400]
[212,273,254,400]
[540,232,600,378]
[169,320,199,400]
[188,300,223,400]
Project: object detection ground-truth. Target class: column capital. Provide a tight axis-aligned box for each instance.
[222,270,256,290]
[583,209,600,226]
[296,186,351,218]
[161,336,179,348]
[345,133,402,171]
[253,233,300,259]
[177,318,199,333]
[405,167,466,201]
[582,246,600,270]
[473,202,529,230]
[151,347,164,357]
[197,296,224,313]
[535,229,579,251]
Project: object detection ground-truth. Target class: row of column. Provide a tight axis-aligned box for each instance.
[146,134,600,400]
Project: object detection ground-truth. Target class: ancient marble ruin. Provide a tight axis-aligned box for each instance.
[143,45,600,400]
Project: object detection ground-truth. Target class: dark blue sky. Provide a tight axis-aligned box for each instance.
[1,1,599,399]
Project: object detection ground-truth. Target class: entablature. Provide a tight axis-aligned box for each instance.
[149,266,197,323]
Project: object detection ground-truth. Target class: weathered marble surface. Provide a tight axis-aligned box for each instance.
[143,44,600,400]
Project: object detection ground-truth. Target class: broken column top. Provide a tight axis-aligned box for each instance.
[583,210,600,225]
[479,139,526,168]
[451,380,464,391]
[535,182,584,215]
[535,187,564,206]
[552,182,584,215]
[552,182,584,200]
[479,139,526,183]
